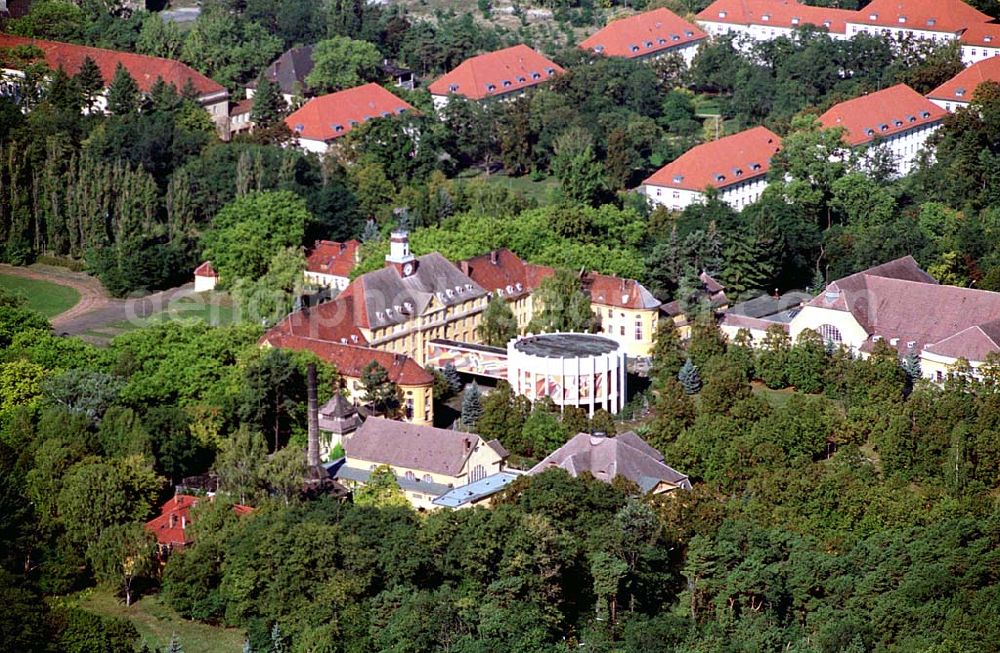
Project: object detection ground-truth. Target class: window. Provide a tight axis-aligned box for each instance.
[936,370,944,383]
[405,471,415,481]
[471,464,486,482]
[620,324,625,336]
[422,474,432,483]
[818,324,842,344]
[635,320,643,341]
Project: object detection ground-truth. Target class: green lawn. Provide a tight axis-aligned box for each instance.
[75,588,245,653]
[81,293,238,341]
[482,173,560,205]
[0,273,80,318]
[752,383,800,409]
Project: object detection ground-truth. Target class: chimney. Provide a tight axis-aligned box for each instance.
[490,250,499,265]
[181,515,187,529]
[463,438,472,452]
[460,260,470,275]
[307,363,320,467]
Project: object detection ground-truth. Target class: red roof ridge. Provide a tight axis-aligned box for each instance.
[643,125,782,191]
[264,332,433,386]
[851,0,993,34]
[928,56,1000,102]
[579,7,706,59]
[0,34,225,98]
[285,83,415,142]
[697,0,857,34]
[428,44,565,100]
[818,84,945,146]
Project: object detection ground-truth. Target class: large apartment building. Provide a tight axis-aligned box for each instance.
[579,7,707,66]
[427,45,564,110]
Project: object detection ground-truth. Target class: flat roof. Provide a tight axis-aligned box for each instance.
[430,338,507,355]
[514,333,620,358]
[432,471,520,508]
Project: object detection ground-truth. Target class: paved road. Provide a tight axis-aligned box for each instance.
[0,263,195,336]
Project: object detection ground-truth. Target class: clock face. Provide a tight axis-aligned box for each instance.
[403,263,414,276]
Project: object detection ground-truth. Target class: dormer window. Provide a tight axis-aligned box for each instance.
[531,72,541,79]
[448,83,459,92]
[685,30,694,37]
[631,45,640,52]
[349,120,358,127]
[445,289,454,298]
[908,115,917,122]
[921,111,931,118]
[986,36,993,43]
[545,67,556,75]
[823,20,831,28]
[898,15,906,23]
[645,41,653,48]
[506,284,514,294]
[385,308,394,318]
[517,76,526,82]
[956,88,966,97]
[734,168,743,176]
[866,128,876,136]
[762,13,770,21]
[294,123,304,132]
[750,162,761,171]
[403,301,413,311]
[672,174,684,183]
[380,111,390,117]
[894,119,903,127]
[671,34,680,41]
[880,124,889,131]
[502,80,512,87]
[719,10,727,18]
[869,13,878,21]
[486,83,496,92]
[658,38,667,45]
[397,107,407,114]
[332,124,343,132]
[927,18,936,27]
[465,283,473,291]
[515,282,522,292]
[593,45,604,53]
[496,288,504,296]
[715,174,725,182]
[791,17,800,25]
[376,311,384,320]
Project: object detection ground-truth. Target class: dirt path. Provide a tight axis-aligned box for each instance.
[0,263,195,337]
[0,263,111,330]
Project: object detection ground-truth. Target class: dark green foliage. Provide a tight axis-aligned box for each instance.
[442,362,462,396]
[477,294,518,346]
[249,74,285,128]
[360,360,400,417]
[460,381,484,429]
[106,63,140,115]
[677,359,702,395]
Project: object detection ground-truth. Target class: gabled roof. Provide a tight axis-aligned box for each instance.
[262,45,314,96]
[427,44,564,100]
[584,272,661,310]
[819,84,946,146]
[579,8,706,59]
[928,56,1000,103]
[262,332,434,386]
[344,252,487,329]
[849,0,993,34]
[145,495,252,548]
[0,34,226,100]
[265,295,369,346]
[529,431,691,492]
[458,248,552,300]
[808,256,1000,360]
[960,22,1000,47]
[643,126,781,192]
[285,83,415,142]
[345,416,503,477]
[306,239,360,278]
[696,0,856,34]
[194,261,217,278]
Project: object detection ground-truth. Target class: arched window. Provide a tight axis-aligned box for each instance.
[818,324,843,344]
[470,465,486,482]
[405,471,415,481]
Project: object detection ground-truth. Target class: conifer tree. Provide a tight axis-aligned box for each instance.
[461,381,484,429]
[148,76,181,113]
[678,358,702,395]
[106,62,140,115]
[902,347,922,384]
[75,55,104,109]
[167,634,184,653]
[251,74,286,128]
[442,362,463,395]
[271,623,287,653]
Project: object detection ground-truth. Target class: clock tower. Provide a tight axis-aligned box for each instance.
[385,229,417,277]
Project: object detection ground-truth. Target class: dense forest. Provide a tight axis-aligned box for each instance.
[5,287,1000,651]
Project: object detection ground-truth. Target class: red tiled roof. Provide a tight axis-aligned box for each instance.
[284,83,415,142]
[928,56,1000,103]
[194,261,217,278]
[850,0,993,34]
[584,272,661,310]
[960,22,1000,47]
[428,44,565,100]
[697,0,856,34]
[579,8,706,59]
[145,495,252,549]
[819,84,946,146]
[458,249,554,299]
[231,98,254,116]
[265,295,370,346]
[0,34,226,99]
[924,323,1000,361]
[306,240,360,278]
[643,126,781,191]
[263,332,434,386]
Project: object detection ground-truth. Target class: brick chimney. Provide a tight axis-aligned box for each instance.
[307,363,320,467]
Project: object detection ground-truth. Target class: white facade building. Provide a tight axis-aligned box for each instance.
[643,125,781,212]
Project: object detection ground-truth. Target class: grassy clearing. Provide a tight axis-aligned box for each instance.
[481,173,561,205]
[74,588,245,653]
[0,273,81,318]
[752,383,800,409]
[81,293,238,342]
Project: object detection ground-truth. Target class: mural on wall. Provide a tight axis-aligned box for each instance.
[426,341,508,378]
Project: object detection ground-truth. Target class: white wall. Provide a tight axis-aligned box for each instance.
[929,98,969,113]
[645,174,769,212]
[845,23,956,43]
[962,45,1000,66]
[304,271,350,290]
